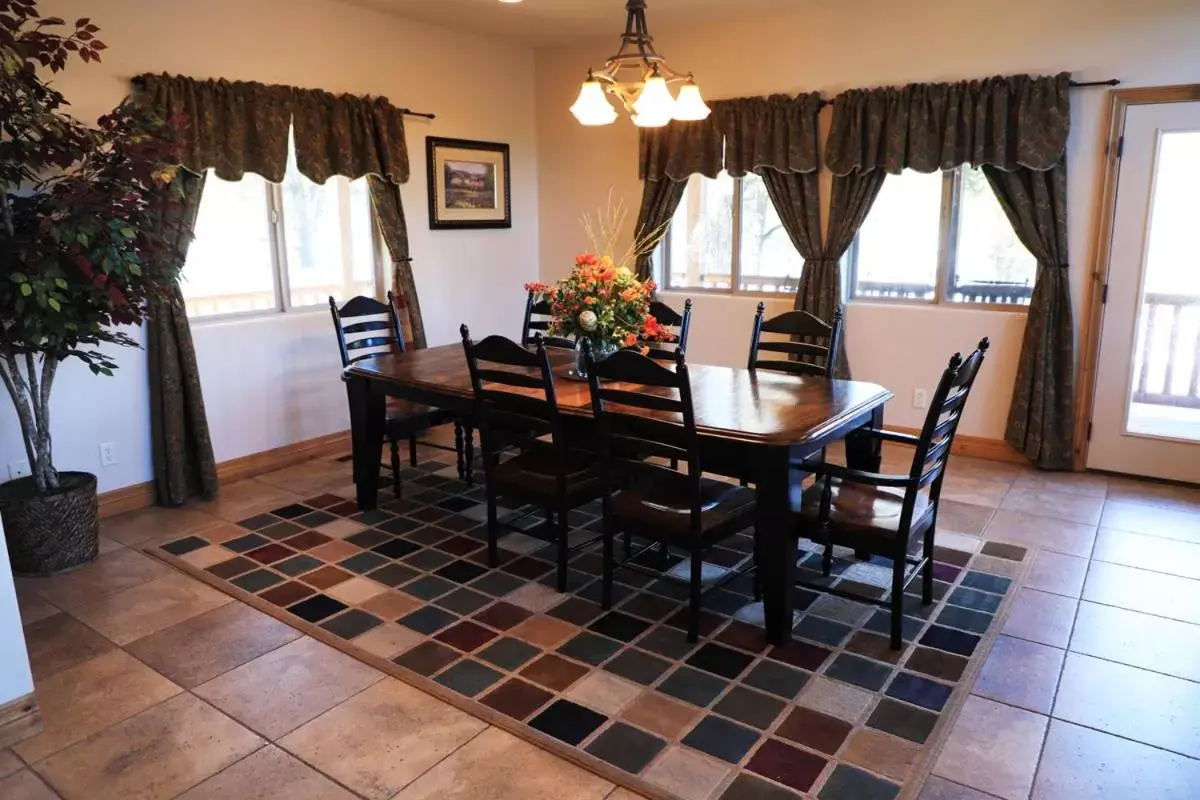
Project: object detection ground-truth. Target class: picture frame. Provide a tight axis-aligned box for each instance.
[426,137,512,230]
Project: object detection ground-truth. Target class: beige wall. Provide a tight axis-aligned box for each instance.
[0,0,537,492]
[535,0,1200,439]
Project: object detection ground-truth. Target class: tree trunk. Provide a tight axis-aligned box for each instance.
[0,351,59,493]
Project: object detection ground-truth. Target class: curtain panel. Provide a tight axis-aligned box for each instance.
[825,72,1072,175]
[368,176,426,348]
[717,93,823,177]
[292,90,411,185]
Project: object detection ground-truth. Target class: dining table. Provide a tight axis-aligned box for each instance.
[345,343,893,645]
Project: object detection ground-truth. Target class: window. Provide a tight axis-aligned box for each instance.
[657,171,803,295]
[849,166,1036,306]
[181,139,383,318]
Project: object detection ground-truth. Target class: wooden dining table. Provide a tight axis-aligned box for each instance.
[345,344,893,645]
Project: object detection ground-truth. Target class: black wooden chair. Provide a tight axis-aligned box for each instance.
[795,338,990,649]
[583,342,757,641]
[330,294,470,494]
[522,291,576,350]
[461,327,604,591]
[748,303,844,377]
[644,299,693,361]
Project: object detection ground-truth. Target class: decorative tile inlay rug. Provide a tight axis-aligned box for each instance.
[149,449,1026,800]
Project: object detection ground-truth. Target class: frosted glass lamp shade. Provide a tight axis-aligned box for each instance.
[672,82,711,121]
[632,75,676,127]
[570,80,618,125]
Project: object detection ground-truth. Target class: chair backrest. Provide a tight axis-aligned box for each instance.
[329,293,406,368]
[583,342,706,534]
[907,338,991,498]
[747,303,843,378]
[645,299,694,362]
[461,326,568,485]
[522,290,575,350]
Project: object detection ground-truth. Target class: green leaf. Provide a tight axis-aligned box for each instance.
[55,278,69,289]
[120,227,135,239]
[19,283,32,297]
[48,298,61,312]
[10,272,27,283]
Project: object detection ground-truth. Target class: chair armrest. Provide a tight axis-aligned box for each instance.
[856,427,921,447]
[806,460,914,489]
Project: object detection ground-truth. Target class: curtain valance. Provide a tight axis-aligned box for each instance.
[716,92,823,177]
[133,73,411,185]
[638,114,725,182]
[825,72,1071,176]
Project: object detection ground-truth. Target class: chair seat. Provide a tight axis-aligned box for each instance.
[490,449,602,503]
[798,478,932,537]
[613,476,755,540]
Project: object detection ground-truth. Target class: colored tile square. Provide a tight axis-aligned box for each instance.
[521,654,589,691]
[768,639,833,672]
[712,687,785,730]
[817,764,900,800]
[302,565,354,590]
[401,575,457,601]
[481,679,553,720]
[373,537,422,559]
[271,503,312,519]
[619,592,681,622]
[530,700,607,746]
[321,609,383,640]
[657,666,727,708]
[743,660,810,699]
[885,672,952,711]
[435,621,498,652]
[867,698,938,744]
[296,510,336,528]
[605,649,672,685]
[405,548,456,571]
[436,534,484,556]
[470,571,527,597]
[586,722,666,774]
[558,633,624,667]
[686,643,755,680]
[639,626,701,660]
[504,556,555,581]
[473,601,532,631]
[825,653,893,692]
[346,529,392,549]
[435,659,503,697]
[224,533,270,553]
[436,559,489,584]
[845,632,904,664]
[919,625,980,657]
[260,581,315,607]
[399,605,458,635]
[906,647,968,682]
[980,541,1026,561]
[548,597,606,626]
[237,513,279,530]
[274,554,322,577]
[936,605,993,635]
[795,614,854,647]
[339,551,390,574]
[393,640,460,676]
[377,515,423,535]
[288,593,349,623]
[351,508,395,526]
[162,536,208,556]
[776,706,853,754]
[479,637,541,671]
[303,493,344,508]
[366,563,420,588]
[232,569,286,593]
[281,531,332,551]
[589,612,652,643]
[746,739,827,794]
[948,587,1002,614]
[207,557,257,580]
[682,716,760,764]
[436,588,493,615]
[665,609,725,638]
[245,543,295,565]
[720,775,806,800]
[960,571,1012,595]
[863,611,924,643]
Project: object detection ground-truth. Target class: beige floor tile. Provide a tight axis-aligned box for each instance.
[35,693,262,800]
[841,729,921,782]
[179,544,233,569]
[67,571,232,645]
[102,505,220,547]
[1069,601,1200,682]
[935,530,983,555]
[325,576,388,605]
[1105,477,1200,515]
[353,622,424,659]
[983,509,1096,558]
[606,792,651,800]
[279,678,485,800]
[176,744,358,800]
[1092,527,1200,581]
[1082,561,1200,625]
[968,554,1024,578]
[314,518,369,539]
[918,775,1000,799]
[642,746,730,800]
[1024,550,1089,597]
[1099,500,1200,544]
[945,456,1026,484]
[1011,471,1108,498]
[0,770,59,800]
[973,635,1064,714]
[124,601,302,688]
[194,636,382,739]
[30,548,173,610]
[16,590,60,626]
[359,590,421,621]
[1001,487,1104,526]
[189,479,303,521]
[1053,652,1200,758]
[565,671,642,716]
[1001,588,1077,648]
[0,749,25,779]
[1032,720,1200,800]
[798,676,876,723]
[394,726,612,800]
[933,695,1047,800]
[506,583,566,613]
[96,535,123,555]
[933,501,994,536]
[939,475,1011,508]
[256,463,349,494]
[21,613,117,682]
[14,649,181,764]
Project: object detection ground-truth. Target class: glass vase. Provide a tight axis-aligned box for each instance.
[571,337,618,380]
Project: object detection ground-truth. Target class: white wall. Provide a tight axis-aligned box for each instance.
[0,520,34,707]
[535,0,1200,439]
[0,0,538,491]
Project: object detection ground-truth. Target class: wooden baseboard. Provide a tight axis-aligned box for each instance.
[98,430,351,519]
[890,426,1027,465]
[0,693,41,750]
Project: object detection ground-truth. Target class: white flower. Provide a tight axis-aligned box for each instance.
[616,265,632,277]
[578,310,598,332]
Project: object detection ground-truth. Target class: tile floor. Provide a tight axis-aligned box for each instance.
[2,436,1199,800]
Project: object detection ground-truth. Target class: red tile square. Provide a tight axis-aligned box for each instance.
[473,602,533,631]
[302,564,354,590]
[716,621,770,654]
[435,621,499,653]
[327,501,359,516]
[282,531,333,551]
[520,654,589,691]
[260,581,316,607]
[206,557,257,579]
[768,639,833,671]
[246,543,296,565]
[746,739,827,793]
[435,535,484,556]
[503,557,554,581]
[775,707,853,754]
[481,679,553,720]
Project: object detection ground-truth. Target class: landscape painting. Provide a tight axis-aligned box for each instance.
[443,160,497,209]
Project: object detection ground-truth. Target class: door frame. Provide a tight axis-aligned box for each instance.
[1074,84,1200,471]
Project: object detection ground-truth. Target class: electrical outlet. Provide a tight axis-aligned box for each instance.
[99,442,118,467]
[913,389,929,410]
[7,460,30,480]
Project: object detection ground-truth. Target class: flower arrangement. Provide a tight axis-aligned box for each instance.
[524,194,670,358]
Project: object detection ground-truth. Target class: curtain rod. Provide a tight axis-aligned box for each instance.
[399,108,436,120]
[817,78,1121,107]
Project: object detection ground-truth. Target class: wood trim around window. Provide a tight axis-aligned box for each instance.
[1073,84,1200,471]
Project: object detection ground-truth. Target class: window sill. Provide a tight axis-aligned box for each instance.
[844,298,1030,314]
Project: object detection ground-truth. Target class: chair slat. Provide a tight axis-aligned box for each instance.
[759,310,831,337]
[592,348,682,387]
[751,359,826,377]
[606,432,688,463]
[472,334,545,368]
[597,388,684,414]
[755,341,831,359]
[348,343,393,362]
[475,368,545,390]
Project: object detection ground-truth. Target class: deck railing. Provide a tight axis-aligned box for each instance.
[853,281,1033,305]
[1133,292,1200,410]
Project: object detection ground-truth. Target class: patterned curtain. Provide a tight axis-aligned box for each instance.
[368,176,426,349]
[132,74,293,181]
[718,93,823,177]
[146,171,219,505]
[984,163,1074,469]
[292,90,411,185]
[633,179,687,282]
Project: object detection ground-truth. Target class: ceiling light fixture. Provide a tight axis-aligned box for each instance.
[570,0,709,128]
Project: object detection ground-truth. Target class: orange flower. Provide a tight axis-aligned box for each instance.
[523,281,551,294]
[620,287,639,302]
[595,267,615,282]
[575,253,600,266]
[623,333,639,347]
[584,296,597,305]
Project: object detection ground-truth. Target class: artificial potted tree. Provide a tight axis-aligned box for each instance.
[0,1,183,575]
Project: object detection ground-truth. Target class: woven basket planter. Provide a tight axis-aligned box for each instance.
[0,471,99,576]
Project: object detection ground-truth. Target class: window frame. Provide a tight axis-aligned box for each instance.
[658,173,801,299]
[847,167,1033,312]
[183,173,388,322]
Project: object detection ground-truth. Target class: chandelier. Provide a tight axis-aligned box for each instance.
[569,0,711,128]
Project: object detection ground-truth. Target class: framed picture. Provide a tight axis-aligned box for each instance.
[426,137,511,229]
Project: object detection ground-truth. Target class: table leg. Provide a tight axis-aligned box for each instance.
[756,445,801,645]
[845,405,885,472]
[349,375,385,510]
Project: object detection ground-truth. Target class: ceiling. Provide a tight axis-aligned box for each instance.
[335,0,798,46]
